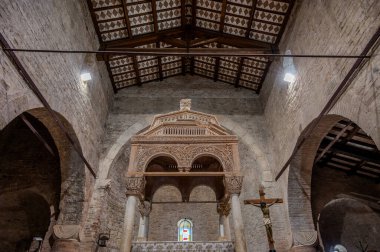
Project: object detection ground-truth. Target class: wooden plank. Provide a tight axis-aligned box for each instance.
[191,0,197,28]
[245,0,258,38]
[121,0,133,37]
[156,42,163,81]
[219,0,228,32]
[132,56,141,85]
[181,0,186,28]
[152,0,159,33]
[235,58,244,87]
[190,37,219,47]
[127,171,237,176]
[161,37,188,48]
[213,56,220,81]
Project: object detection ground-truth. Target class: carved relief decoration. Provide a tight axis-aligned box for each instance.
[224,176,243,195]
[217,202,231,216]
[126,177,146,199]
[293,230,318,246]
[138,201,152,217]
[135,144,234,172]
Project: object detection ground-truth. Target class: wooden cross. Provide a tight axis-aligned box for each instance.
[244,188,283,252]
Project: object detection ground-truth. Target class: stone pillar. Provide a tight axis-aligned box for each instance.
[51,225,80,252]
[120,177,146,252]
[225,176,247,252]
[137,201,152,241]
[217,202,231,240]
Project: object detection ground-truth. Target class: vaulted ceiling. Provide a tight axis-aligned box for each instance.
[87,0,295,92]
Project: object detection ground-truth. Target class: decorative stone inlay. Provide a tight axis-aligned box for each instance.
[131,241,234,252]
[135,144,234,172]
[138,201,152,217]
[126,177,146,199]
[224,176,243,195]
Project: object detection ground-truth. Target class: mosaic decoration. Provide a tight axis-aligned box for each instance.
[87,0,294,92]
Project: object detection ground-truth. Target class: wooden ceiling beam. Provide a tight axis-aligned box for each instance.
[121,0,133,37]
[219,0,228,33]
[152,0,159,33]
[213,56,220,82]
[161,37,188,48]
[235,58,244,87]
[181,0,186,28]
[320,140,380,164]
[194,28,275,50]
[190,37,219,47]
[101,29,183,49]
[156,42,163,81]
[245,0,257,38]
[132,56,141,85]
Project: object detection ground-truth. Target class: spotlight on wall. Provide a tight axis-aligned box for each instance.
[284,72,296,83]
[97,232,110,247]
[80,72,92,82]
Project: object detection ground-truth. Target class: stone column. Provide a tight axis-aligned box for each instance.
[225,176,247,252]
[51,225,80,252]
[137,201,152,241]
[217,202,231,240]
[120,177,146,252]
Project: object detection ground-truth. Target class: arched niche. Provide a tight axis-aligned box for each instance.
[318,198,380,251]
[0,109,86,250]
[189,185,217,201]
[287,114,380,248]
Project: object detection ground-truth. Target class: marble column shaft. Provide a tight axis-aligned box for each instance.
[231,194,247,252]
[120,195,138,252]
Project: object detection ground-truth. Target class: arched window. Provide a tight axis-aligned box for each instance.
[177,218,193,242]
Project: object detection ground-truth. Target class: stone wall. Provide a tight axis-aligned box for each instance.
[259,0,380,248]
[0,0,114,238]
[90,76,292,251]
[0,0,114,175]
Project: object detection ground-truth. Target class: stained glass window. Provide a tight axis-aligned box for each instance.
[177,218,193,242]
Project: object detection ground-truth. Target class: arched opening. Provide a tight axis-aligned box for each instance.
[318,198,380,251]
[177,218,193,242]
[287,115,380,249]
[0,112,60,251]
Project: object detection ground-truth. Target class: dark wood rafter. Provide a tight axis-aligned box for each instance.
[315,119,380,182]
[274,0,295,45]
[121,0,133,37]
[181,0,186,28]
[246,0,257,38]
[132,56,142,85]
[86,0,295,91]
[234,58,244,87]
[156,42,163,81]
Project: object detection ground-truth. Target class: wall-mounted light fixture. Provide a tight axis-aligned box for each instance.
[283,50,296,84]
[80,72,92,82]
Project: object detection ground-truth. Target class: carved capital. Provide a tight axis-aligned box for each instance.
[138,201,152,217]
[217,202,231,216]
[53,225,80,240]
[126,177,145,200]
[180,99,191,110]
[224,175,243,195]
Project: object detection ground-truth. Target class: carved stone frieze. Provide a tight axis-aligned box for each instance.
[135,144,234,172]
[126,177,146,199]
[138,201,152,217]
[132,241,234,252]
[224,176,243,195]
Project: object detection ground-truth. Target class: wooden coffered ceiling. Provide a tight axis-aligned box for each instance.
[86,0,295,92]
[315,119,380,183]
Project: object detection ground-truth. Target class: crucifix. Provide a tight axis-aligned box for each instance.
[244,187,283,252]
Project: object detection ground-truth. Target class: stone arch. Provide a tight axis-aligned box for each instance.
[145,153,179,171]
[318,198,380,251]
[0,108,86,226]
[190,154,224,171]
[189,185,217,201]
[287,114,379,247]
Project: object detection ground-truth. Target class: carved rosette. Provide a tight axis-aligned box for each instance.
[126,177,146,200]
[224,176,243,195]
[217,202,231,216]
[138,201,152,217]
